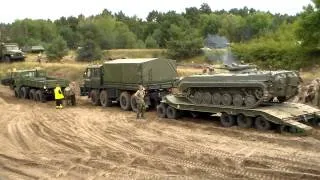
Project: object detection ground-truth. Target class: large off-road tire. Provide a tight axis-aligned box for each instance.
[14,87,21,98]
[36,90,46,103]
[119,91,131,111]
[255,116,271,131]
[29,89,36,101]
[236,114,253,128]
[20,87,29,99]
[220,112,236,127]
[157,103,167,118]
[99,90,111,107]
[131,96,138,112]
[90,89,100,106]
[166,106,180,119]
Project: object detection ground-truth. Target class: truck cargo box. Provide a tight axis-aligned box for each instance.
[102,58,177,85]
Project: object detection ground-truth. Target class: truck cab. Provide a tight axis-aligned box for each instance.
[0,43,25,62]
[81,65,103,95]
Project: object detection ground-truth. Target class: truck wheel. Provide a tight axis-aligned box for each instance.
[166,106,180,119]
[14,87,21,98]
[236,114,253,128]
[120,91,131,111]
[157,103,167,118]
[90,90,100,106]
[20,87,29,99]
[36,90,46,103]
[99,90,111,107]
[254,116,271,131]
[131,96,138,112]
[29,89,36,101]
[220,112,236,127]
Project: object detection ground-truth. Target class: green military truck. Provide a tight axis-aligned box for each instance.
[1,69,69,102]
[0,43,25,62]
[80,58,177,111]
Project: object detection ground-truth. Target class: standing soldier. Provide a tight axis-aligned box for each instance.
[134,85,146,119]
[54,83,64,109]
[64,82,77,106]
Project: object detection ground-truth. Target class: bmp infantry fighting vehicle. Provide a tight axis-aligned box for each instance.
[1,69,69,102]
[177,66,300,108]
[80,58,177,112]
[0,43,25,62]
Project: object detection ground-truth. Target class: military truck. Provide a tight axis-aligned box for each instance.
[0,43,25,62]
[80,58,177,111]
[1,69,69,102]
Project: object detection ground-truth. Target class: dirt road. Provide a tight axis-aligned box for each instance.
[0,85,320,180]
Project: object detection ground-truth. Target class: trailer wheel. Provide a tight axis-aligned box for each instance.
[29,89,36,101]
[99,90,111,107]
[131,96,138,112]
[14,87,21,98]
[36,90,46,103]
[90,90,100,106]
[157,103,167,118]
[20,87,29,99]
[166,106,180,119]
[220,113,236,127]
[236,114,253,128]
[120,91,132,111]
[255,116,271,131]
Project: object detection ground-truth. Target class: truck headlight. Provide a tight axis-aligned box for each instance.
[10,54,14,57]
[43,85,47,89]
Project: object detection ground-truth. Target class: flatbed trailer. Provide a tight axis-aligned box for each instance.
[157,94,320,135]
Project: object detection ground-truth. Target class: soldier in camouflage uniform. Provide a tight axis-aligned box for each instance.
[134,85,146,119]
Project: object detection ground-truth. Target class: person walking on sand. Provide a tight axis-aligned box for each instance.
[134,85,146,119]
[54,83,64,109]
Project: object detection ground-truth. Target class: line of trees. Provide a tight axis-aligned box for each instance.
[0,1,319,67]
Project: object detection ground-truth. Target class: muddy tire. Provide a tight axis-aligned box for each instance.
[166,106,180,119]
[36,90,46,103]
[29,89,36,101]
[255,116,271,131]
[99,90,111,107]
[14,87,21,98]
[119,91,131,111]
[20,87,29,99]
[157,103,167,118]
[131,96,138,112]
[220,113,236,127]
[237,114,253,128]
[90,90,100,106]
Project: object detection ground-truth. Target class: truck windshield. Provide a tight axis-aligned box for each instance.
[5,46,19,50]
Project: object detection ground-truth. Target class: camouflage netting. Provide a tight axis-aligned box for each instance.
[291,78,320,107]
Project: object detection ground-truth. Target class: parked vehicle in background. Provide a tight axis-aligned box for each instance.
[0,43,25,62]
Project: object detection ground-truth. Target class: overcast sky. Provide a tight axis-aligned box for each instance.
[0,0,313,23]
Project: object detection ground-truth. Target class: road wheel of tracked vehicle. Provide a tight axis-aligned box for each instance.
[237,114,253,128]
[36,90,46,103]
[212,93,221,105]
[29,89,36,101]
[255,116,271,131]
[220,112,236,127]
[157,103,167,118]
[90,90,100,106]
[254,89,264,99]
[99,90,112,107]
[202,92,212,104]
[233,94,243,107]
[193,91,203,104]
[120,91,132,111]
[221,93,232,106]
[166,106,180,119]
[20,87,29,99]
[131,96,138,112]
[14,87,21,98]
[244,95,257,107]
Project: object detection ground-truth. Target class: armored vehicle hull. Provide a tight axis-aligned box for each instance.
[177,70,300,108]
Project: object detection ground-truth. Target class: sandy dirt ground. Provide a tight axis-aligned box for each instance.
[0,85,320,180]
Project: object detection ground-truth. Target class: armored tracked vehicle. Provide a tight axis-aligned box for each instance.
[80,58,177,111]
[1,69,69,102]
[177,69,300,108]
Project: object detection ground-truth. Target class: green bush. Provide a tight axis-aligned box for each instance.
[76,39,102,61]
[166,38,203,60]
[46,36,68,61]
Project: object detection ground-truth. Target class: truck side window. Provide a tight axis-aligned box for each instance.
[87,69,92,78]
